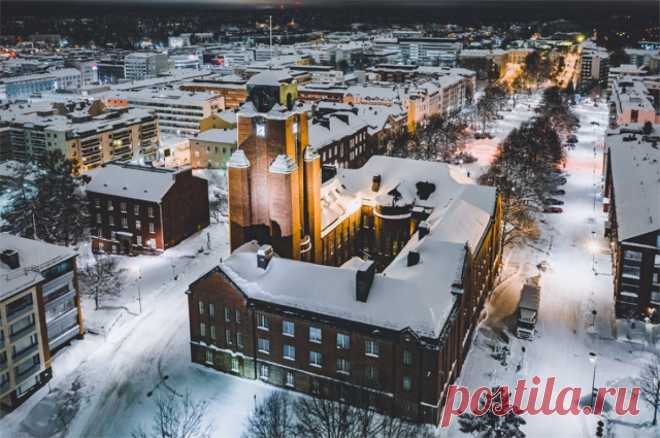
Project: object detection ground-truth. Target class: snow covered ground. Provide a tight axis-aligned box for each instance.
[2,98,656,438]
[444,100,660,437]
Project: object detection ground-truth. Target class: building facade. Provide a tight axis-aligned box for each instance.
[603,127,660,321]
[187,72,503,425]
[86,162,210,255]
[0,234,83,411]
[123,52,169,81]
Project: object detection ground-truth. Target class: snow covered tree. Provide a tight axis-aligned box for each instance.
[242,392,296,438]
[458,389,526,438]
[0,150,89,246]
[638,355,660,426]
[33,150,91,246]
[79,254,125,310]
[132,390,211,438]
[0,161,39,238]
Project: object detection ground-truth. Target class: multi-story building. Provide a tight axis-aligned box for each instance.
[1,69,82,100]
[398,37,462,66]
[187,72,503,425]
[607,64,648,93]
[603,126,660,321]
[190,128,237,169]
[0,101,159,172]
[579,40,610,89]
[0,234,83,411]
[180,76,249,109]
[106,89,224,136]
[85,162,210,255]
[609,76,660,127]
[123,52,169,81]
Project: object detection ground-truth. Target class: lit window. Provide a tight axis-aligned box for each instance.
[258,338,270,354]
[205,349,213,365]
[285,371,294,387]
[309,327,322,343]
[283,320,295,337]
[403,350,412,367]
[209,303,215,320]
[199,322,206,337]
[257,313,269,331]
[149,223,155,234]
[231,357,240,373]
[210,326,216,340]
[198,301,204,314]
[309,351,323,368]
[259,364,269,380]
[403,376,412,392]
[224,307,231,322]
[283,344,296,361]
[225,329,232,345]
[337,333,350,350]
[365,340,379,358]
[135,220,141,230]
[237,332,244,349]
[134,204,140,215]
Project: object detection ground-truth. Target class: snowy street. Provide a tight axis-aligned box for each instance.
[447,99,660,437]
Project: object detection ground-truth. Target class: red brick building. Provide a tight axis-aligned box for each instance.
[187,72,503,425]
[85,162,209,254]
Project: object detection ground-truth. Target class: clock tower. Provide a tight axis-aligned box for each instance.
[227,70,321,262]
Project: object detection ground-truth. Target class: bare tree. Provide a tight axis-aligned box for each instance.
[638,355,660,426]
[502,199,541,248]
[242,392,296,438]
[79,254,125,310]
[133,390,211,438]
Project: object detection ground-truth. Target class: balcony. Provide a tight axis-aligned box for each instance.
[14,362,41,385]
[6,303,34,323]
[12,343,38,363]
[10,321,36,343]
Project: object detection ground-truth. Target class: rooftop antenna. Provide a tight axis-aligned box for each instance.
[269,15,273,61]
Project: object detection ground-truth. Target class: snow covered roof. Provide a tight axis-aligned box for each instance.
[85,162,187,202]
[195,128,237,144]
[309,113,368,149]
[247,70,293,87]
[218,156,497,338]
[0,234,76,300]
[607,133,660,241]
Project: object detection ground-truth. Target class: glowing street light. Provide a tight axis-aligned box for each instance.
[589,352,598,407]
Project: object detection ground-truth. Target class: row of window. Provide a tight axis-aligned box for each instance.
[94,199,155,218]
[96,214,156,233]
[198,302,242,324]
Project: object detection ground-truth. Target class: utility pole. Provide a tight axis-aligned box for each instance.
[269,15,273,60]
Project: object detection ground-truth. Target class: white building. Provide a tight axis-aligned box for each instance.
[124,52,169,81]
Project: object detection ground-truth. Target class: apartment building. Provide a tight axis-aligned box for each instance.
[0,101,159,171]
[0,234,83,411]
[124,52,169,81]
[1,68,82,100]
[107,89,224,136]
[609,76,660,127]
[190,128,237,169]
[85,162,210,255]
[579,41,610,88]
[603,127,660,321]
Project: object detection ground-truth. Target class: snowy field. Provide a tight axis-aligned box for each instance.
[1,98,657,438]
[445,100,660,438]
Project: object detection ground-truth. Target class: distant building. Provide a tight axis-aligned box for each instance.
[0,101,159,171]
[0,234,83,411]
[609,76,660,127]
[603,126,660,321]
[180,76,248,109]
[1,69,82,100]
[123,52,169,81]
[190,128,237,169]
[86,162,210,255]
[607,64,647,93]
[106,89,224,136]
[579,41,610,88]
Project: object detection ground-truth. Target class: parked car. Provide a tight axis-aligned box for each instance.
[567,134,578,143]
[543,198,564,206]
[550,189,566,196]
[590,121,600,126]
[543,207,563,213]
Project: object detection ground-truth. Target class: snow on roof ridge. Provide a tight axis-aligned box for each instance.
[227,149,250,169]
[269,154,297,174]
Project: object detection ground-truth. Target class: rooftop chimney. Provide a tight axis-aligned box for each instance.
[355,260,376,303]
[257,245,273,270]
[407,251,420,267]
[418,220,430,239]
[1,249,20,270]
[371,175,381,192]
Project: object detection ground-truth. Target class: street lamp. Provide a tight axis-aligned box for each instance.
[591,309,597,329]
[134,266,142,314]
[589,352,598,407]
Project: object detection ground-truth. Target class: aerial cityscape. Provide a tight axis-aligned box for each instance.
[0,1,658,437]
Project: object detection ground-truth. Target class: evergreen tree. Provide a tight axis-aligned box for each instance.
[0,162,39,238]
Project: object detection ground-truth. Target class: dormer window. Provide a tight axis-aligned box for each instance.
[256,122,266,138]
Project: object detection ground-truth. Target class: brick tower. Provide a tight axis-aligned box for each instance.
[228,70,321,261]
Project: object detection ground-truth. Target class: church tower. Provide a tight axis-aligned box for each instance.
[228,70,321,261]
